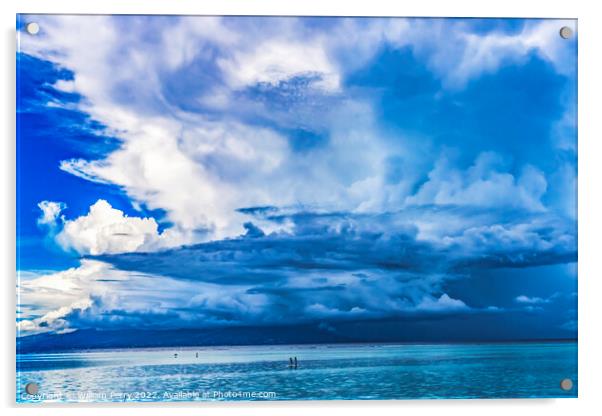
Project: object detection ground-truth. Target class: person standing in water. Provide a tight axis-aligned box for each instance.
[294,356,298,368]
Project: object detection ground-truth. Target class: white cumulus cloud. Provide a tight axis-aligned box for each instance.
[515,295,550,305]
[39,199,180,255]
[406,152,548,212]
[36,200,65,227]
[416,293,469,312]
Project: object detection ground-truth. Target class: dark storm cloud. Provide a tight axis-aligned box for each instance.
[95,207,575,283]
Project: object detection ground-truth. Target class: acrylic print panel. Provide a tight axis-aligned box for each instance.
[16,15,578,403]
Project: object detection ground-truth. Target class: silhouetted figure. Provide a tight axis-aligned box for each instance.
[196,352,199,358]
[294,356,298,368]
[289,357,294,367]
[174,353,178,358]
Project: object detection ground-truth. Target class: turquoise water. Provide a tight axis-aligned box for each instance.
[17,342,577,402]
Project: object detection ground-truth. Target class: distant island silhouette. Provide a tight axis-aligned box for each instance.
[17,325,577,354]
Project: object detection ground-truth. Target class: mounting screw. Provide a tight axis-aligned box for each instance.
[560,378,573,391]
[559,26,573,40]
[25,22,40,35]
[25,382,39,395]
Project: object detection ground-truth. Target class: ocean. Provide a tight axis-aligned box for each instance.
[16,341,577,402]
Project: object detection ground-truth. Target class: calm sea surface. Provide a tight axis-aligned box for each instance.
[16,341,577,402]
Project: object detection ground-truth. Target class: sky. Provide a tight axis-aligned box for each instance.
[16,15,577,342]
